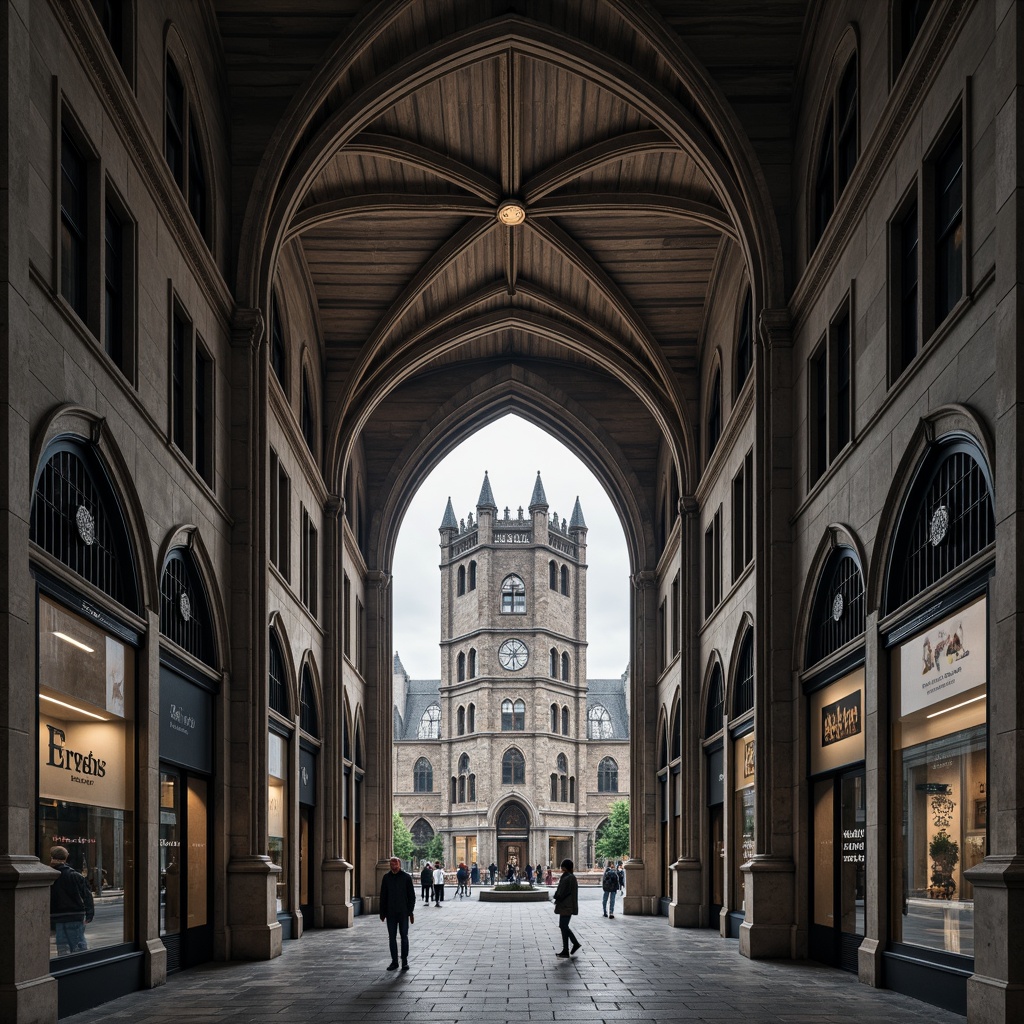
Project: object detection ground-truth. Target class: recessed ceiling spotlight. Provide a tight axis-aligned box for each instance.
[497,200,526,226]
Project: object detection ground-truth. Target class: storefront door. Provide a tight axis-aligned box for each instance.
[159,767,212,971]
[810,768,865,971]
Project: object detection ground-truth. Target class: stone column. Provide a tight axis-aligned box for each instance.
[739,307,797,959]
[670,496,703,926]
[224,308,281,960]
[321,497,353,926]
[965,5,1024,1019]
[623,570,659,914]
[0,2,59,1020]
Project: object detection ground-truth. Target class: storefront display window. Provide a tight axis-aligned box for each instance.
[454,835,478,867]
[268,730,289,912]
[892,595,987,958]
[733,732,755,914]
[37,595,135,958]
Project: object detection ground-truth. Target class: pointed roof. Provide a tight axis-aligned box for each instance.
[569,496,587,530]
[393,651,408,676]
[529,471,548,511]
[477,471,497,510]
[439,497,458,531]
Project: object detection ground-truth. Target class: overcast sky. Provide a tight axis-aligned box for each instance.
[392,414,631,681]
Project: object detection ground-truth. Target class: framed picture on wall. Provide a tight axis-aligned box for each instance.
[974,798,987,830]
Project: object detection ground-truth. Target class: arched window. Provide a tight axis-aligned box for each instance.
[469,648,477,678]
[501,574,526,613]
[560,774,568,802]
[549,560,558,590]
[501,699,514,731]
[707,368,722,459]
[468,703,475,732]
[164,54,210,242]
[458,775,466,802]
[468,561,477,590]
[513,699,525,731]
[457,705,465,735]
[560,565,569,595]
[550,703,558,732]
[561,705,569,735]
[549,648,558,677]
[561,652,570,681]
[457,565,466,595]
[569,777,575,804]
[557,753,568,774]
[301,369,316,453]
[458,753,470,775]
[418,703,441,739]
[411,817,434,848]
[550,773,558,801]
[807,547,866,667]
[502,748,525,785]
[469,774,476,801]
[300,664,318,737]
[598,757,618,793]
[736,288,753,395]
[894,0,935,78]
[457,651,466,682]
[413,757,433,792]
[269,631,289,717]
[588,704,612,739]
[813,53,858,249]
[704,664,724,739]
[734,631,755,718]
[450,777,457,802]
[556,754,569,801]
[671,701,681,761]
[159,547,215,666]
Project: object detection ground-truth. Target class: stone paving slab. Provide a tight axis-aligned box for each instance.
[65,887,966,1024]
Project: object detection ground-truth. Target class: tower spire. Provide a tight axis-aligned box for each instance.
[569,496,587,530]
[440,496,458,531]
[477,471,497,510]
[529,471,548,511]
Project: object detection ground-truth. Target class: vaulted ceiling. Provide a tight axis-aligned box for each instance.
[214,0,808,567]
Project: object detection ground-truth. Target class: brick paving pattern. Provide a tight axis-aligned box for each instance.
[65,887,965,1023]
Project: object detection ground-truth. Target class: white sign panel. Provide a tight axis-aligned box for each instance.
[900,596,986,717]
[39,717,129,810]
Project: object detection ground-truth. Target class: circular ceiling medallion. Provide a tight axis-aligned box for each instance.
[179,592,192,623]
[496,199,526,226]
[75,505,96,545]
[831,592,844,622]
[929,505,950,547]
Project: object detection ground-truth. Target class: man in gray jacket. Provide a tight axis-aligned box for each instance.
[379,857,416,971]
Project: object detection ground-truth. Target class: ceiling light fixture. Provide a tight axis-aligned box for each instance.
[925,693,986,719]
[53,631,96,653]
[40,693,108,722]
[497,200,526,226]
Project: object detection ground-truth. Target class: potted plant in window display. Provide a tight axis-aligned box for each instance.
[928,829,959,900]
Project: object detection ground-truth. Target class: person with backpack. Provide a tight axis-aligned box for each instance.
[49,846,94,955]
[601,859,621,918]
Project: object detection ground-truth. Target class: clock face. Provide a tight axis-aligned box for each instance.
[498,638,529,671]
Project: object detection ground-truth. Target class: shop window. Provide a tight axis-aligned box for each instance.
[37,594,137,959]
[413,759,433,793]
[734,631,755,718]
[561,705,569,736]
[885,440,994,613]
[807,547,865,667]
[501,574,526,613]
[733,731,756,914]
[706,368,722,460]
[268,448,290,580]
[890,189,920,381]
[561,652,570,682]
[267,728,290,914]
[270,293,287,389]
[457,565,466,595]
[301,369,316,455]
[299,665,318,737]
[704,664,724,739]
[598,757,618,793]
[300,506,318,618]
[34,445,139,614]
[812,54,858,250]
[732,450,754,581]
[502,747,525,785]
[735,288,753,395]
[268,632,289,717]
[164,54,211,245]
[704,506,722,618]
[588,704,612,739]
[893,0,934,81]
[418,703,440,740]
[159,548,215,666]
[891,594,986,957]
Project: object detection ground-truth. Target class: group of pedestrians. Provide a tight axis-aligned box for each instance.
[382,856,625,969]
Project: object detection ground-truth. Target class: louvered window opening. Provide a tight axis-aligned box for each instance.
[898,451,993,608]
[704,666,724,738]
[811,553,865,665]
[32,449,126,605]
[269,634,288,717]
[734,634,754,717]
[159,554,211,665]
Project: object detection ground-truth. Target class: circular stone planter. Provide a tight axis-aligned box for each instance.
[479,888,550,903]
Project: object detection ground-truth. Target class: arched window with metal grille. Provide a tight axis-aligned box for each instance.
[588,704,613,739]
[300,664,318,737]
[159,547,215,666]
[807,547,865,667]
[704,664,724,738]
[269,630,289,718]
[734,630,755,718]
[418,703,441,739]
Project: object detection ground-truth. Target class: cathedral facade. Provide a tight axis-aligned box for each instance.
[393,473,629,872]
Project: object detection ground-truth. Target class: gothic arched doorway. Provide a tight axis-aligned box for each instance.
[496,801,530,879]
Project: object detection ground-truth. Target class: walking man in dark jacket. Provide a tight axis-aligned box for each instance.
[379,857,416,971]
[419,862,433,904]
[553,858,582,958]
[50,846,94,955]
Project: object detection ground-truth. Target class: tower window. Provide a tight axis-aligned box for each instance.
[501,574,526,613]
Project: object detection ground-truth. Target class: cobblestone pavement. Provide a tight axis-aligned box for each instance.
[65,886,966,1023]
